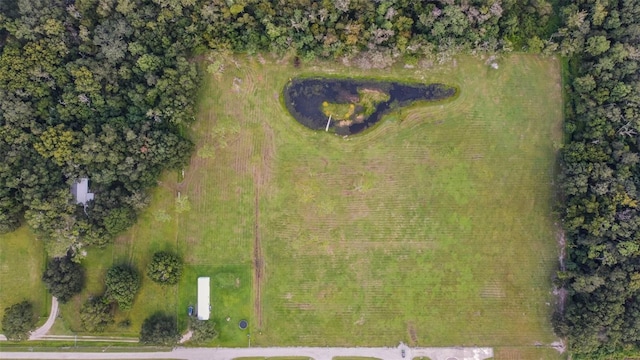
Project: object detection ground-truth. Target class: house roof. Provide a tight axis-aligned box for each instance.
[71,178,95,205]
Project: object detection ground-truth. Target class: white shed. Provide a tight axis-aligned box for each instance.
[71,178,94,205]
[197,277,210,320]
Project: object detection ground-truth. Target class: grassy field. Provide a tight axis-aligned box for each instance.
[190,54,562,348]
[0,227,49,324]
[23,52,563,359]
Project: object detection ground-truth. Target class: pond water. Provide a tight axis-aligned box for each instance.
[284,78,456,135]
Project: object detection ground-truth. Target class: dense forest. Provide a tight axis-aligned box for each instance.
[1,0,640,356]
[0,0,200,255]
[554,0,640,358]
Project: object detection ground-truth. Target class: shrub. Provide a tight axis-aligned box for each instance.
[80,297,114,332]
[146,252,183,285]
[189,318,218,344]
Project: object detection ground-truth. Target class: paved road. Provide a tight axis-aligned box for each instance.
[0,345,493,360]
[29,297,58,340]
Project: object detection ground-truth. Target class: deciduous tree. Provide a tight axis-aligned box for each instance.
[105,265,140,310]
[1,301,36,341]
[80,297,114,332]
[41,256,85,303]
[146,252,183,285]
[139,313,179,345]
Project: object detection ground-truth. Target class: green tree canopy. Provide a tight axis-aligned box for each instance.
[105,265,140,310]
[146,251,183,285]
[139,313,179,346]
[41,256,85,303]
[80,297,114,333]
[553,0,640,356]
[1,301,36,341]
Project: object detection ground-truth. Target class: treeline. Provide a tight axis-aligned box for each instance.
[554,0,640,357]
[198,0,556,58]
[0,0,555,254]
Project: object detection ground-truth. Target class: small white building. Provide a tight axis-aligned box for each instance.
[71,178,94,205]
[197,277,210,320]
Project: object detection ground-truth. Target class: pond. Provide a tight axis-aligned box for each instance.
[284,78,457,135]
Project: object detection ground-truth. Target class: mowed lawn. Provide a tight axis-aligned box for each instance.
[190,54,563,347]
[0,227,49,325]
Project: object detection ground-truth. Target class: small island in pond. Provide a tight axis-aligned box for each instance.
[284,78,457,135]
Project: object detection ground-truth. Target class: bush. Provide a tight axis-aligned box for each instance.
[189,318,218,344]
[105,265,140,310]
[42,256,85,303]
[103,207,137,236]
[118,319,131,328]
[80,297,113,332]
[146,252,183,285]
[1,301,36,341]
[139,313,179,346]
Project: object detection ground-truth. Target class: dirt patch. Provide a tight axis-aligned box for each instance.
[553,287,568,315]
[556,225,566,271]
[179,330,193,344]
[550,340,566,353]
[554,224,568,315]
[185,236,198,245]
[407,322,418,344]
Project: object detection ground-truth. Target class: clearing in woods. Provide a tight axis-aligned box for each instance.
[190,54,563,351]
[8,53,562,358]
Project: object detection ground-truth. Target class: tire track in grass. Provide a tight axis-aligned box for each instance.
[251,122,276,331]
[253,182,264,329]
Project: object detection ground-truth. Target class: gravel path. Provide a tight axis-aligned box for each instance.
[29,297,58,340]
[0,345,493,360]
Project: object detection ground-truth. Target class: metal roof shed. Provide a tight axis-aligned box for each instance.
[197,277,210,320]
[71,178,94,205]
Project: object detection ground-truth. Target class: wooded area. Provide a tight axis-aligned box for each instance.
[553,0,640,358]
[0,0,198,255]
[1,0,639,356]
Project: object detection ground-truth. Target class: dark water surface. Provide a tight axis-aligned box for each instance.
[284,78,456,135]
